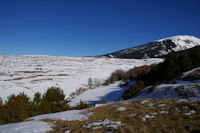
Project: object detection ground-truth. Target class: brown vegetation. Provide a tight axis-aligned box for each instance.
[47,99,200,133]
[103,65,155,85]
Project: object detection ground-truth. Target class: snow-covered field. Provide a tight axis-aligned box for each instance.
[0,55,163,101]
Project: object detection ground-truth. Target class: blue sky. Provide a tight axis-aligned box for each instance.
[0,0,200,56]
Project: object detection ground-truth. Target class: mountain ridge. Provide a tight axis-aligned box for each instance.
[103,35,200,59]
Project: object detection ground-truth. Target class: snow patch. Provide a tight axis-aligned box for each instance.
[178,99,188,103]
[140,100,149,104]
[141,114,155,121]
[184,110,196,115]
[129,114,137,117]
[0,120,51,133]
[160,111,168,114]
[84,119,123,129]
[158,104,166,107]
[117,106,127,111]
[148,103,154,108]
[26,110,93,121]
[183,67,200,77]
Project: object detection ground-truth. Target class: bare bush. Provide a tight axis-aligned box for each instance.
[100,97,107,104]
[69,87,88,98]
[103,65,155,86]
[103,69,126,85]
[94,78,101,87]
[125,65,155,80]
[88,78,93,89]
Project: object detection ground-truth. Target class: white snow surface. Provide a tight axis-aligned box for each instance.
[84,119,123,129]
[157,35,200,52]
[0,120,51,133]
[69,81,133,106]
[141,114,155,121]
[160,111,168,114]
[26,109,93,121]
[0,55,162,101]
[117,106,127,111]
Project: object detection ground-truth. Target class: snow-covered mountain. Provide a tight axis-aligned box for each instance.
[103,35,200,59]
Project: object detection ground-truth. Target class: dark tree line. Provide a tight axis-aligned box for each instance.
[0,87,89,124]
[140,46,200,85]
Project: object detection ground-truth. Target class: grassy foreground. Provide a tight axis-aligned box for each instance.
[45,99,200,133]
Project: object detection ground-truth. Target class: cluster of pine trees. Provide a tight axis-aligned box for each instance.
[141,46,200,85]
[0,87,89,124]
[122,46,200,99]
[122,80,145,99]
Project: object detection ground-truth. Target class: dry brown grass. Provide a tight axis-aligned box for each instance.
[4,73,68,81]
[56,74,69,76]
[16,71,45,73]
[31,78,53,83]
[46,99,200,133]
[4,75,38,81]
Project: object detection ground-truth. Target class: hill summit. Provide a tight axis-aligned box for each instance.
[103,35,200,59]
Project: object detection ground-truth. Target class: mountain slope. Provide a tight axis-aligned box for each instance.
[103,35,200,59]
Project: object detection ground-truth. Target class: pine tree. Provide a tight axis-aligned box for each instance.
[178,52,193,72]
[122,80,145,100]
[33,92,42,115]
[94,78,100,87]
[33,92,42,106]
[165,59,176,81]
[40,87,69,113]
[190,48,200,67]
[4,93,32,123]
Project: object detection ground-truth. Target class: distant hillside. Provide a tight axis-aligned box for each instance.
[103,35,200,59]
